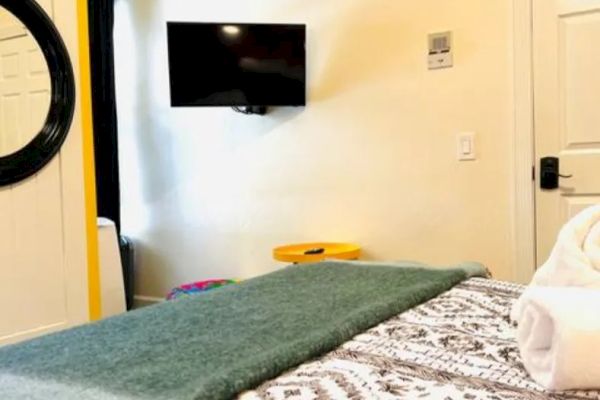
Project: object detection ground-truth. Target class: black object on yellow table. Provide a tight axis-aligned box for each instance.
[273,243,361,264]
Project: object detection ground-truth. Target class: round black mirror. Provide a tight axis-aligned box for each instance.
[0,0,75,185]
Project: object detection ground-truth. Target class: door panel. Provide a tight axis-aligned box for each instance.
[560,12,600,149]
[0,33,50,155]
[534,0,600,264]
[0,8,25,40]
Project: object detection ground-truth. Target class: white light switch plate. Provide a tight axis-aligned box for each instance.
[457,132,476,161]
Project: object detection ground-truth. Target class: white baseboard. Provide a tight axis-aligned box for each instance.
[0,322,68,346]
[133,295,165,309]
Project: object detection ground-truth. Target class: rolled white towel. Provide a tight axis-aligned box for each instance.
[512,204,600,321]
[530,205,600,288]
[517,286,600,390]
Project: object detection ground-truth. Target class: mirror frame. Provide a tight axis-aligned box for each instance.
[0,0,75,186]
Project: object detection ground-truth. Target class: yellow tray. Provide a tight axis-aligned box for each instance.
[273,242,361,263]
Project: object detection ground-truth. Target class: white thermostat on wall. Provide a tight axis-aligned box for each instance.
[428,31,453,70]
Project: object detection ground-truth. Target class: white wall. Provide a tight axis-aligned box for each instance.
[115,0,516,299]
[0,0,91,345]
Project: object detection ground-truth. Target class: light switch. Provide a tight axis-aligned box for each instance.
[457,132,476,161]
[461,138,471,154]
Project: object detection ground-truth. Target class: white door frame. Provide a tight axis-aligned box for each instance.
[512,0,537,283]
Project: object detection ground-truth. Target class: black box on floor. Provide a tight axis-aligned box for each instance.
[119,236,135,310]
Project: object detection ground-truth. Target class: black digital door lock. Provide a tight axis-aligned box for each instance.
[540,157,573,190]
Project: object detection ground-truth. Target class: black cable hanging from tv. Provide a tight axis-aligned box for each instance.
[232,106,268,115]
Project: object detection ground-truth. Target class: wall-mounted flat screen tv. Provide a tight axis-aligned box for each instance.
[167,22,306,107]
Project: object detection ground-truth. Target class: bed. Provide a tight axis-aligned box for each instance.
[241,278,600,400]
[0,262,599,400]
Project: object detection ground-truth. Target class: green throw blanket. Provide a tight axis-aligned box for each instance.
[0,261,486,400]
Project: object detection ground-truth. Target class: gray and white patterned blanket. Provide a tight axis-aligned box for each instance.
[240,278,600,400]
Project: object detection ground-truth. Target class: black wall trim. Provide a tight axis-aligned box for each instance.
[88,0,121,231]
[0,0,75,186]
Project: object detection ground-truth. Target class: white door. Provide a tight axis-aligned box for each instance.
[0,0,89,346]
[534,0,600,264]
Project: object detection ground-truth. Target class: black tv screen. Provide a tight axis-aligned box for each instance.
[167,22,306,107]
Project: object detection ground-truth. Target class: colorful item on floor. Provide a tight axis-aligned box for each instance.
[167,279,239,300]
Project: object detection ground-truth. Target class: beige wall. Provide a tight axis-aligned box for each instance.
[115,0,516,299]
[0,0,90,345]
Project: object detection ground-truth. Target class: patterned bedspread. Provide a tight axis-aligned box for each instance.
[240,278,600,400]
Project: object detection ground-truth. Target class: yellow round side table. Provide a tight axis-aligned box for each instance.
[273,242,361,264]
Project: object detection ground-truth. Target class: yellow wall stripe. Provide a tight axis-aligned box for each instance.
[76,0,102,321]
